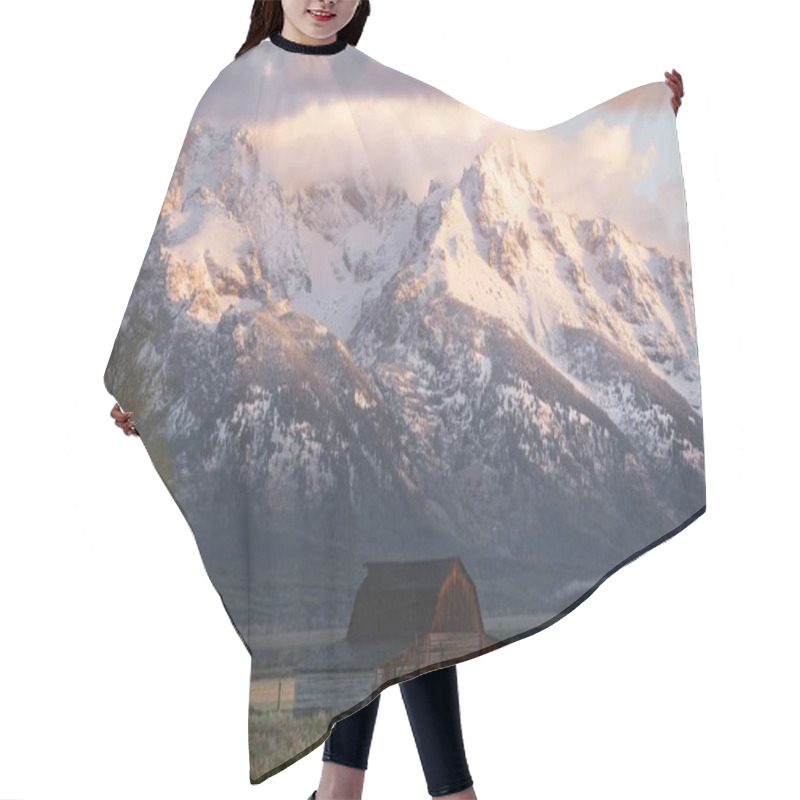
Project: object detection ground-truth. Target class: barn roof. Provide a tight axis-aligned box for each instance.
[359,557,464,590]
[347,557,474,641]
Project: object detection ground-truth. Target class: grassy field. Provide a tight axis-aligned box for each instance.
[248,704,331,782]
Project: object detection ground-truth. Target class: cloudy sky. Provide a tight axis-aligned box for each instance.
[197,39,689,263]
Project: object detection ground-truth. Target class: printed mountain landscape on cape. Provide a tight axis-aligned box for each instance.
[104,38,705,783]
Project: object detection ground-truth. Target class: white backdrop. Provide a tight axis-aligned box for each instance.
[1,1,796,798]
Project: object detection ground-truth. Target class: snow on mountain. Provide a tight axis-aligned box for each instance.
[109,120,704,624]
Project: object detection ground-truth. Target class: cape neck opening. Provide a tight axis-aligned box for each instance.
[269,31,348,55]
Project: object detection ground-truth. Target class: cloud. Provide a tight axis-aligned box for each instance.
[203,46,686,262]
[251,93,502,201]
[510,95,687,262]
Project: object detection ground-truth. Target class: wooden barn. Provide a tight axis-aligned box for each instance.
[292,556,502,716]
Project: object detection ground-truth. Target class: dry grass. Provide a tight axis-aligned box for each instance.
[249,707,332,782]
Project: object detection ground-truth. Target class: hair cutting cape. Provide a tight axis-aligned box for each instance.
[104,31,706,784]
